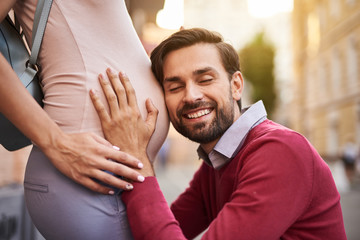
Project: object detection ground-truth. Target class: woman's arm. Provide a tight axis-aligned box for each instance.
[0,0,15,21]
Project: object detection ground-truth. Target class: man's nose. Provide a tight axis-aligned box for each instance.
[182,84,203,103]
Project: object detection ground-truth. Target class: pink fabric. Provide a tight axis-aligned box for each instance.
[13,0,168,159]
[122,120,346,240]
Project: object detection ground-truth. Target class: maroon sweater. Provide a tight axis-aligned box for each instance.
[122,120,346,239]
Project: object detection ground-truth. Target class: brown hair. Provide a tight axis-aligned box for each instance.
[151,28,240,83]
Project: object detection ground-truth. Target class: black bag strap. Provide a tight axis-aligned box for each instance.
[19,0,53,87]
[28,0,53,67]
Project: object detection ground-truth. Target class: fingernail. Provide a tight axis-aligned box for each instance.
[90,89,96,95]
[109,190,115,195]
[126,184,134,190]
[137,175,145,182]
[112,145,120,151]
[107,67,115,74]
[138,162,144,168]
[120,71,129,80]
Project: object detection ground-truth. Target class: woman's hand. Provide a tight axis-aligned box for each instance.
[42,131,146,193]
[90,68,158,177]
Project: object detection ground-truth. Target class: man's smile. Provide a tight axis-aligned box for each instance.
[184,108,212,119]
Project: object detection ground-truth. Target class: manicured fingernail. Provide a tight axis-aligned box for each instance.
[112,145,120,151]
[90,89,96,95]
[137,175,145,182]
[138,162,144,168]
[126,184,134,190]
[109,190,115,195]
[107,67,115,74]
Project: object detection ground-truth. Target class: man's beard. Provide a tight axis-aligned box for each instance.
[173,96,235,144]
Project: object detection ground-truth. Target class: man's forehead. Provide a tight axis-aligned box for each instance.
[165,43,219,60]
[162,44,222,78]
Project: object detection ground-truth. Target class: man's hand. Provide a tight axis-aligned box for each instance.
[41,131,145,194]
[89,68,158,177]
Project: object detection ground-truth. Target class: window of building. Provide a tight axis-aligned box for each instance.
[318,57,328,101]
[317,4,326,32]
[327,111,339,157]
[346,36,358,90]
[305,62,313,104]
[331,47,342,96]
[346,0,356,6]
[330,0,341,18]
[307,12,320,56]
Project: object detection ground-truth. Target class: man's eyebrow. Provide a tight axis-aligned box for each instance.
[163,67,218,83]
[193,67,218,76]
[163,76,181,83]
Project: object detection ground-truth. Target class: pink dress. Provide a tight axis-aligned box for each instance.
[14,0,169,239]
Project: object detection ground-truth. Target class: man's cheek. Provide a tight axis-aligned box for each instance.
[169,113,178,125]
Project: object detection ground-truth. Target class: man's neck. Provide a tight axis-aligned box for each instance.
[200,141,218,155]
[200,107,242,154]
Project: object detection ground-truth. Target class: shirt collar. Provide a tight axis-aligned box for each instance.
[197,100,267,169]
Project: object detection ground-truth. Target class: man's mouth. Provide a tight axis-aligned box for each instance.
[185,109,212,119]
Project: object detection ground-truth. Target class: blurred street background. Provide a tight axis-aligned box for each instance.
[1,0,360,239]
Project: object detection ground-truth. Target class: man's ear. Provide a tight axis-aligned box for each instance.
[231,71,243,101]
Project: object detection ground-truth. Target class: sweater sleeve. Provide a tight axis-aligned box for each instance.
[122,177,186,240]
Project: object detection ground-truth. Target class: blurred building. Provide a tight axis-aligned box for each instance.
[291,0,360,159]
[135,0,295,165]
[125,0,164,37]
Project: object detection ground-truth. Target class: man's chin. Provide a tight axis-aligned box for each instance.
[182,129,215,143]
[176,128,202,141]
[187,133,218,144]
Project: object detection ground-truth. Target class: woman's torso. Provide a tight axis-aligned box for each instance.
[14,0,169,159]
